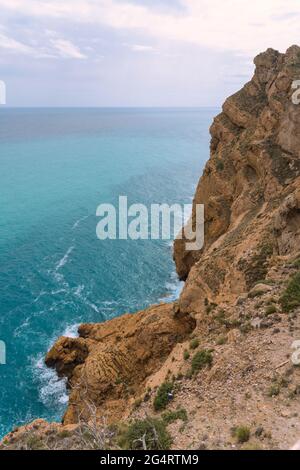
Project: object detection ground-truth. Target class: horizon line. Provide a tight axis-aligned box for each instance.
[0,105,220,110]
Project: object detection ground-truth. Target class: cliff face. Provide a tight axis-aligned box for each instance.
[45,304,195,425]
[2,46,300,450]
[175,46,300,316]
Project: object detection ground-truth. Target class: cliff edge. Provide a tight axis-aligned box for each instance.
[2,46,300,450]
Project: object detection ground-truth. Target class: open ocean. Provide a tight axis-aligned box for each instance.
[0,107,216,437]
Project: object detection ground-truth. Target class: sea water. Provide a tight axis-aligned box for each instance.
[0,107,216,437]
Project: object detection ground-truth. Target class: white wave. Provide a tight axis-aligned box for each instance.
[13,317,30,337]
[33,290,47,303]
[87,301,99,313]
[74,284,85,296]
[51,288,67,295]
[72,214,89,230]
[55,246,74,271]
[62,323,79,338]
[34,355,68,408]
[159,271,184,303]
[102,300,118,306]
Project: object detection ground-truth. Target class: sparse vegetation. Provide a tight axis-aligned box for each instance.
[153,382,173,411]
[133,398,143,410]
[265,304,277,316]
[233,426,250,444]
[26,434,45,450]
[248,289,265,299]
[240,243,273,289]
[189,338,199,350]
[216,159,224,172]
[183,350,190,361]
[239,322,252,334]
[119,417,172,450]
[268,384,280,397]
[216,335,227,345]
[280,271,300,312]
[266,297,277,305]
[206,302,218,314]
[58,430,72,439]
[215,310,226,324]
[292,258,300,269]
[162,408,188,425]
[191,350,213,375]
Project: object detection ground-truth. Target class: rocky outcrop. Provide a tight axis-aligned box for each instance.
[174,45,300,323]
[45,303,195,424]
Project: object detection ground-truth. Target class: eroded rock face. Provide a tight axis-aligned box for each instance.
[45,45,300,428]
[174,46,300,319]
[4,46,300,447]
[45,303,195,424]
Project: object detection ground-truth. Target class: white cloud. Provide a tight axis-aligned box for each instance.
[0,27,86,59]
[50,38,87,59]
[129,44,155,52]
[0,31,37,55]
[0,0,299,55]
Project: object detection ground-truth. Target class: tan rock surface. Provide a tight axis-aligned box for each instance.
[174,46,300,324]
[2,46,300,450]
[45,303,195,424]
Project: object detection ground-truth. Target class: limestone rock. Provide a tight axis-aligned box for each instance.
[174,46,300,319]
[46,303,195,424]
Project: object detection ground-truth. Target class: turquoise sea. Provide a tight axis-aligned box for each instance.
[0,108,216,437]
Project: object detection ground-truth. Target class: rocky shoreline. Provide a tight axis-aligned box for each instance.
[2,45,300,450]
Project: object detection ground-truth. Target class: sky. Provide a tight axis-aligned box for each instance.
[0,0,300,107]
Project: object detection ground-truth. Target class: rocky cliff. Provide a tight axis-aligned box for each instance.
[2,46,300,450]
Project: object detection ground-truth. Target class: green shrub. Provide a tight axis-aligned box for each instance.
[216,335,227,346]
[280,272,300,312]
[292,258,300,268]
[239,322,252,334]
[26,434,45,450]
[215,311,226,324]
[183,350,190,361]
[162,408,188,425]
[268,384,280,397]
[233,426,250,444]
[153,382,173,411]
[58,430,72,439]
[189,338,199,350]
[133,398,143,410]
[248,290,265,299]
[265,304,277,316]
[216,159,225,172]
[120,417,172,450]
[191,350,213,375]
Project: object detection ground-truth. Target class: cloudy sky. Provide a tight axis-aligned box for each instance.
[0,0,299,106]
